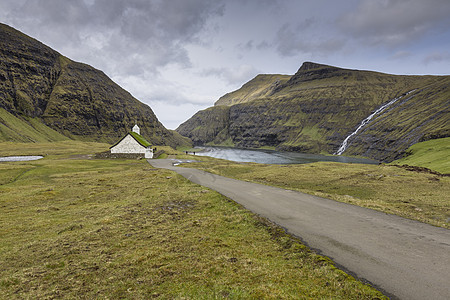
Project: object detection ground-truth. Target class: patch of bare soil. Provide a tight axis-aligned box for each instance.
[391,164,449,177]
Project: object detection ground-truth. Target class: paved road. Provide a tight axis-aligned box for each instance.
[149,159,450,300]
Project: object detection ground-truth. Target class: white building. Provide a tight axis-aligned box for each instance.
[110,125,153,158]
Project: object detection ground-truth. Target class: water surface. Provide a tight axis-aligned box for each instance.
[0,156,44,162]
[196,147,378,165]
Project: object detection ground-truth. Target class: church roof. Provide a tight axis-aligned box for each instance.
[110,131,151,149]
[129,132,151,147]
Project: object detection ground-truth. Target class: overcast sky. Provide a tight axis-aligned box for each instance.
[1,0,450,129]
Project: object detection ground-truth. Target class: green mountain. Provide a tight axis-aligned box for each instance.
[0,23,190,147]
[177,62,449,162]
[215,74,291,106]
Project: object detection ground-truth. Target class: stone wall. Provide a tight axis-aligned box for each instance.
[94,151,145,159]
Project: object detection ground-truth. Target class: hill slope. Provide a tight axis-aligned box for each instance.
[0,23,189,147]
[215,74,291,106]
[177,62,449,162]
[391,137,450,174]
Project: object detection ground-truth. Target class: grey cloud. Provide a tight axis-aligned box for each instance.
[15,0,90,25]
[274,23,345,57]
[237,40,254,52]
[423,52,450,65]
[4,0,224,75]
[390,51,412,60]
[201,65,260,85]
[338,0,450,47]
[256,41,271,50]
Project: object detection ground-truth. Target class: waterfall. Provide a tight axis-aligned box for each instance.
[335,90,416,155]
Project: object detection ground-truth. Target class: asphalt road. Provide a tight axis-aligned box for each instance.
[149,159,450,300]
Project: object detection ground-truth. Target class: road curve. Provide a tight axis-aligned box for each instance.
[149,159,450,300]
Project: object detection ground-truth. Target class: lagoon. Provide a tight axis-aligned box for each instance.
[195,147,378,165]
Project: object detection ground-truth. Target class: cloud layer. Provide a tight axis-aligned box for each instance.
[1,0,449,129]
[338,0,450,47]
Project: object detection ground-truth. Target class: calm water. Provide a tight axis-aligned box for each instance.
[196,147,378,165]
[0,156,44,162]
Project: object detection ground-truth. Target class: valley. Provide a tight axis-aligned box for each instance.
[1,20,449,300]
[177,62,449,162]
[0,142,386,299]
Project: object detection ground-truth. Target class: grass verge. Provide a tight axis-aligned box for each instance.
[184,157,449,228]
[0,143,385,298]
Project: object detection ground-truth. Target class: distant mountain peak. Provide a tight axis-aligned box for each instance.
[298,62,333,71]
[177,60,450,162]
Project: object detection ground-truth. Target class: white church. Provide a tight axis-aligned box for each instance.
[110,125,153,158]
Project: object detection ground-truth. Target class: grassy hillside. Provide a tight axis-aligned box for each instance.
[177,62,449,162]
[0,143,384,298]
[0,23,190,148]
[392,137,450,174]
[177,105,232,146]
[0,108,68,142]
[215,74,291,106]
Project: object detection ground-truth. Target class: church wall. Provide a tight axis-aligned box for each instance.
[110,134,146,154]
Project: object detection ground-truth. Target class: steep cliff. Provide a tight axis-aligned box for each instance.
[177,62,449,162]
[0,23,190,147]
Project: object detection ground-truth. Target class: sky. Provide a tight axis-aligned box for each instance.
[1,0,450,129]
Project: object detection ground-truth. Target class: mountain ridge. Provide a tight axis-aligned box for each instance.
[0,23,190,147]
[215,74,291,106]
[177,62,449,162]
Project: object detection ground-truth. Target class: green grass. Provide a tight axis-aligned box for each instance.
[215,74,291,106]
[0,108,68,143]
[0,143,385,299]
[185,157,450,228]
[392,137,450,174]
[0,141,110,158]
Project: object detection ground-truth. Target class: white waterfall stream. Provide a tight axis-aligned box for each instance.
[335,90,416,155]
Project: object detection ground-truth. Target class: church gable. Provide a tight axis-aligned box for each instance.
[109,125,154,158]
[110,133,147,154]
[129,132,151,148]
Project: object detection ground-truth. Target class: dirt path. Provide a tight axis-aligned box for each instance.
[148,159,450,300]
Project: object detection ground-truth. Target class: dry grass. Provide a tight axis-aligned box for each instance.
[185,158,450,228]
[0,140,110,158]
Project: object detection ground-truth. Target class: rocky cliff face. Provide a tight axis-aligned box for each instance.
[178,105,231,146]
[0,23,189,147]
[177,62,449,162]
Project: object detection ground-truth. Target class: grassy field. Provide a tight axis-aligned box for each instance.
[392,137,450,174]
[0,140,110,158]
[184,157,449,229]
[0,142,385,299]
